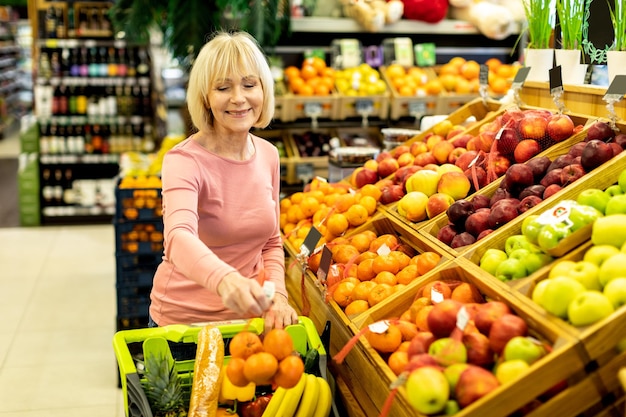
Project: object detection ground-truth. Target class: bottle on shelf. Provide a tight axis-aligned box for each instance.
[45,7,57,39]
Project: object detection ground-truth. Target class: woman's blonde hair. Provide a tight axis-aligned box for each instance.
[187,31,275,131]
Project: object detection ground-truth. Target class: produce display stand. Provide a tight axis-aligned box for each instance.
[281,90,626,417]
[113,316,327,417]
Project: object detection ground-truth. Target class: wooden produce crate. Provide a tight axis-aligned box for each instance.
[436,93,482,115]
[343,258,594,417]
[519,81,626,122]
[337,92,390,121]
[251,128,299,184]
[288,127,338,182]
[512,239,626,370]
[380,66,439,121]
[459,142,626,274]
[334,126,383,149]
[416,114,595,257]
[281,92,340,122]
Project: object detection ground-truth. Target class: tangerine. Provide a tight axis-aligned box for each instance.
[229,331,263,359]
[273,355,304,389]
[334,193,356,213]
[416,252,442,275]
[263,328,294,361]
[350,232,375,253]
[360,183,382,201]
[373,270,398,286]
[396,264,419,285]
[388,350,409,376]
[369,234,398,252]
[356,258,377,281]
[284,65,300,81]
[300,64,318,81]
[358,195,377,216]
[372,254,401,275]
[225,357,250,387]
[326,213,349,236]
[332,280,356,307]
[345,204,369,227]
[243,352,278,385]
[365,323,402,353]
[367,283,393,306]
[345,299,370,316]
[352,280,377,300]
[298,83,314,96]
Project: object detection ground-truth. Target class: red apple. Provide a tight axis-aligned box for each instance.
[450,232,477,248]
[377,157,400,178]
[463,331,495,366]
[407,331,436,358]
[379,184,405,204]
[449,133,474,148]
[476,229,494,240]
[581,139,614,171]
[394,165,421,186]
[427,299,464,338]
[409,141,428,156]
[518,195,544,213]
[546,113,575,142]
[456,365,500,408]
[518,114,549,140]
[448,147,468,165]
[396,151,415,167]
[495,128,520,156]
[514,139,542,163]
[414,151,437,167]
[426,193,455,219]
[404,353,438,372]
[353,167,379,188]
[392,144,411,159]
[609,141,623,157]
[465,166,489,192]
[455,150,481,171]
[376,150,393,162]
[559,163,586,186]
[488,314,528,354]
[474,301,511,335]
[489,153,511,178]
[465,209,492,238]
[437,224,460,246]
[568,141,587,157]
[585,120,615,142]
[543,184,563,199]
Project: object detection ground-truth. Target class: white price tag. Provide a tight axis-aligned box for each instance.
[369,320,391,334]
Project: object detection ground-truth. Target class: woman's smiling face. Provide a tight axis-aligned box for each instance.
[208,73,264,134]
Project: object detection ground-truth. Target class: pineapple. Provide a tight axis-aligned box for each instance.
[141,352,188,417]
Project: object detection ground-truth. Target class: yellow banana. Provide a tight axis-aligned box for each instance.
[275,372,307,417]
[262,385,287,417]
[294,373,320,417]
[312,376,332,417]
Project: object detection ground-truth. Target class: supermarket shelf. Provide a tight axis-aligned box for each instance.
[290,17,482,35]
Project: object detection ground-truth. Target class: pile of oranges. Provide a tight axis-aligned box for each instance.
[435,56,520,96]
[226,328,304,389]
[280,179,382,248]
[284,57,336,96]
[384,63,438,97]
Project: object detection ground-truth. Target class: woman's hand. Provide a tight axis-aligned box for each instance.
[217,272,272,318]
[263,293,299,333]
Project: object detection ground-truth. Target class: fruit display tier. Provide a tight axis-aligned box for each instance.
[280,97,626,417]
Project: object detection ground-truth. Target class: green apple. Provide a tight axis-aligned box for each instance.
[568,204,603,232]
[444,399,461,415]
[605,194,626,215]
[521,215,543,245]
[548,260,578,279]
[505,234,541,256]
[567,290,615,326]
[537,223,572,252]
[620,169,626,193]
[592,214,626,248]
[539,276,586,319]
[502,336,546,364]
[603,277,626,309]
[583,245,621,267]
[599,253,626,287]
[443,362,470,393]
[429,337,468,366]
[495,359,530,384]
[525,252,554,275]
[577,188,611,215]
[479,248,508,276]
[567,260,602,291]
[495,258,527,281]
[532,279,551,305]
[605,184,624,197]
[405,366,450,415]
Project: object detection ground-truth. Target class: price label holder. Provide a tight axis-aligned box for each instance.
[331,39,362,69]
[304,102,322,129]
[382,37,414,67]
[479,64,489,103]
[355,99,374,127]
[511,66,530,107]
[298,226,322,260]
[363,45,383,68]
[603,74,626,128]
[315,245,333,287]
[549,65,567,113]
[408,101,427,125]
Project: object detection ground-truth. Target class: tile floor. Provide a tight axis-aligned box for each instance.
[0,129,127,416]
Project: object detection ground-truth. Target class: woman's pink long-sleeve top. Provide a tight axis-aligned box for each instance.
[149,135,286,326]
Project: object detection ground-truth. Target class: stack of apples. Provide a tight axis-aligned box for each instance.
[360,278,557,415]
[527,167,626,327]
[305,229,443,316]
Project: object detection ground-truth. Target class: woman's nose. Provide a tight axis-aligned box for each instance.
[230,86,245,102]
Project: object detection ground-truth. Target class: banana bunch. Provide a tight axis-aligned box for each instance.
[262,373,332,417]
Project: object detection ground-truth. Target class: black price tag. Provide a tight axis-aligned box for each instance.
[479,64,489,86]
[549,66,563,93]
[512,67,531,85]
[605,75,626,100]
[300,226,322,257]
[316,245,332,283]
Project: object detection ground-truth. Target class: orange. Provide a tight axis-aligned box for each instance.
[358,195,378,216]
[460,60,480,80]
[334,193,356,213]
[345,299,370,316]
[373,270,398,286]
[284,65,300,81]
[289,76,305,94]
[451,282,483,303]
[369,234,398,253]
[398,85,414,96]
[314,84,330,96]
[326,213,349,236]
[388,350,409,376]
[279,198,292,213]
[305,56,327,73]
[350,232,375,253]
[415,305,434,331]
[229,331,263,359]
[421,280,451,300]
[489,76,509,95]
[396,264,419,285]
[243,352,278,385]
[225,357,250,387]
[386,63,406,80]
[448,56,467,68]
[345,204,369,227]
[299,196,320,218]
[438,62,460,76]
[332,280,356,307]
[273,355,304,389]
[298,83,314,96]
[396,320,419,341]
[286,204,305,224]
[360,183,382,201]
[425,79,444,95]
[372,254,401,275]
[365,323,402,353]
[290,191,304,204]
[389,250,411,270]
[330,243,360,265]
[352,280,377,300]
[485,57,502,72]
[263,328,294,361]
[300,64,318,80]
[356,258,377,281]
[367,283,393,306]
[416,252,442,275]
